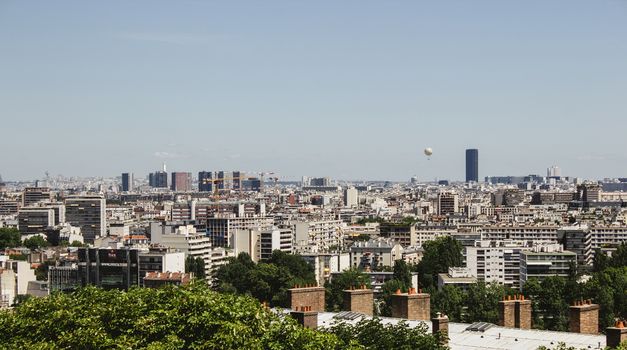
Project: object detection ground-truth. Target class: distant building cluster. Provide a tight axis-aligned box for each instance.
[1,152,627,349]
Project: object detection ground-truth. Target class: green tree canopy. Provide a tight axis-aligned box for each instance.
[185,255,206,281]
[609,243,627,268]
[0,285,341,349]
[416,236,463,289]
[430,285,464,321]
[325,317,446,350]
[392,260,412,290]
[463,282,505,324]
[23,235,49,250]
[215,251,316,307]
[325,269,371,312]
[0,227,21,249]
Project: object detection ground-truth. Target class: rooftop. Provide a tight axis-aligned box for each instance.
[313,312,606,350]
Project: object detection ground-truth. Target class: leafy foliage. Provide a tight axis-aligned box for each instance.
[430,285,464,321]
[379,279,406,316]
[392,260,412,290]
[0,284,447,350]
[416,236,463,289]
[523,246,627,332]
[70,240,86,247]
[325,268,371,312]
[324,317,446,350]
[23,235,50,250]
[215,251,316,307]
[185,256,206,281]
[463,282,506,324]
[0,284,342,350]
[0,227,21,249]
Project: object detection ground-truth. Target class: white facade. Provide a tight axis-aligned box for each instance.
[3,260,37,296]
[260,228,293,260]
[0,269,16,308]
[349,238,404,270]
[466,240,532,289]
[150,223,212,279]
[343,187,359,208]
[232,229,260,262]
[291,219,344,252]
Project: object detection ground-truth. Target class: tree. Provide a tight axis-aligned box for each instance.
[35,261,55,281]
[593,249,610,272]
[537,276,569,331]
[70,240,86,247]
[583,266,627,330]
[185,256,206,281]
[325,269,371,312]
[265,250,316,284]
[215,251,316,307]
[379,279,407,317]
[416,236,463,289]
[392,260,412,290]
[431,285,464,321]
[324,317,446,350]
[463,282,505,324]
[609,243,627,267]
[23,235,49,250]
[522,278,544,329]
[0,228,21,249]
[0,284,343,349]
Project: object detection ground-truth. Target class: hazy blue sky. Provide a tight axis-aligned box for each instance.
[1,1,626,181]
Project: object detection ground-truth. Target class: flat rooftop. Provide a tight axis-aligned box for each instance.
[314,312,606,350]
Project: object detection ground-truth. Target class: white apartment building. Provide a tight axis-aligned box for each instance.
[0,269,16,309]
[291,219,344,252]
[150,222,212,280]
[301,252,350,286]
[415,225,457,247]
[466,240,533,290]
[478,225,559,243]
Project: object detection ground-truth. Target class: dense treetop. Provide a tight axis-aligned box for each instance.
[0,283,445,350]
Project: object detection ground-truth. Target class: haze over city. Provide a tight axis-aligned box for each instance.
[1,0,627,181]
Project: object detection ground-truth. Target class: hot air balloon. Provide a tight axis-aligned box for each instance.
[424,148,433,157]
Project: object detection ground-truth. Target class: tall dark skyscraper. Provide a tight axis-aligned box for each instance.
[149,171,168,188]
[198,171,214,192]
[121,173,133,192]
[466,149,479,182]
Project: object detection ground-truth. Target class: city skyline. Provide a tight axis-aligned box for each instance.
[0,155,622,183]
[1,1,626,181]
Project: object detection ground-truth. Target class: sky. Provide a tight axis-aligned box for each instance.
[1,1,626,182]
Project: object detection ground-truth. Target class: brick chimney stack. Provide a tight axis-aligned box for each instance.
[569,299,599,334]
[498,295,516,328]
[343,285,374,316]
[606,320,627,348]
[290,306,318,329]
[289,284,325,312]
[391,288,430,321]
[515,294,532,329]
[432,312,449,346]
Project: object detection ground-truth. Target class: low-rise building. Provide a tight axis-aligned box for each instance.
[437,267,477,291]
